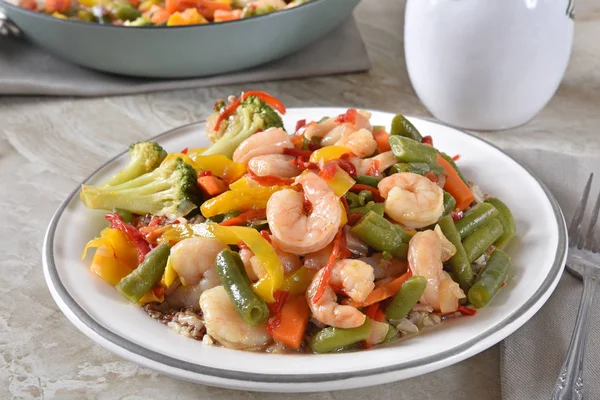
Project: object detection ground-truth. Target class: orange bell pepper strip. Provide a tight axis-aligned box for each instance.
[197,174,229,198]
[373,128,391,153]
[214,9,242,22]
[268,295,310,350]
[346,270,412,308]
[147,5,171,24]
[45,0,70,13]
[436,154,473,211]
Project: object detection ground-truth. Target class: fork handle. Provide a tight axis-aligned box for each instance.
[552,274,598,400]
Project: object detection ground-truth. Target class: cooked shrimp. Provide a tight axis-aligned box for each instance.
[303,110,373,143]
[407,230,464,313]
[200,286,272,350]
[165,275,217,310]
[306,259,375,328]
[359,253,408,280]
[267,172,342,255]
[378,172,445,229]
[351,151,397,176]
[249,0,286,9]
[247,154,301,178]
[239,244,301,282]
[232,128,293,164]
[303,244,333,270]
[333,128,377,158]
[169,238,227,286]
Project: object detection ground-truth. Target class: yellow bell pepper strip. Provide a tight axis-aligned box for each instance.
[321,166,355,197]
[207,225,283,303]
[138,286,165,304]
[82,228,139,286]
[189,155,247,182]
[51,11,67,18]
[156,223,214,244]
[201,178,289,218]
[167,8,209,26]
[160,256,179,288]
[309,146,352,164]
[279,267,316,295]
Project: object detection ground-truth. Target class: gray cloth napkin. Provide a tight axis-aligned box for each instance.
[0,17,369,97]
[501,148,600,400]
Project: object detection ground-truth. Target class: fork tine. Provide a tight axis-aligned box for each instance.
[569,173,593,247]
[583,185,600,251]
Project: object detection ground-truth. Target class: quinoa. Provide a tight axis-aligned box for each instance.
[144,304,206,341]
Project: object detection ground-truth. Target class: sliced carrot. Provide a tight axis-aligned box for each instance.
[196,0,232,19]
[44,0,70,13]
[218,209,266,227]
[347,271,412,308]
[197,175,228,198]
[436,154,473,211]
[213,9,242,22]
[365,302,380,320]
[373,128,391,153]
[148,6,171,24]
[269,295,310,350]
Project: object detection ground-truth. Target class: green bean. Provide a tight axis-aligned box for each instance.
[116,243,171,303]
[357,190,373,205]
[389,162,445,176]
[389,136,439,165]
[77,9,95,22]
[215,249,269,326]
[372,125,386,131]
[354,175,383,188]
[390,114,423,142]
[112,208,133,223]
[454,203,499,239]
[383,322,398,343]
[345,192,362,208]
[438,215,474,291]
[349,202,385,217]
[351,211,413,260]
[310,319,372,353]
[443,191,457,216]
[468,249,511,308]
[111,1,142,21]
[484,198,516,248]
[462,219,504,263]
[440,152,468,185]
[385,276,427,320]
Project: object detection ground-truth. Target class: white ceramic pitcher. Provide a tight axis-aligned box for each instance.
[404,0,574,131]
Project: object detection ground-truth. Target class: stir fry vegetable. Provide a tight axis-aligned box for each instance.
[80,91,517,354]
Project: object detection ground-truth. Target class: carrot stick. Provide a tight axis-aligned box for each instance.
[436,154,473,211]
[373,129,391,153]
[197,175,228,198]
[347,270,412,308]
[269,295,310,350]
[219,209,266,227]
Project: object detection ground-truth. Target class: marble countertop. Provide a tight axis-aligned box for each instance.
[1,0,599,398]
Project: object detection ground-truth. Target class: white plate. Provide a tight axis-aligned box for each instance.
[43,108,567,392]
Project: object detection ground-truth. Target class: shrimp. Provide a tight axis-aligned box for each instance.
[333,128,377,158]
[267,172,342,255]
[378,172,445,229]
[359,253,408,280]
[407,230,464,313]
[200,286,272,350]
[351,151,397,176]
[247,154,301,178]
[249,0,286,9]
[239,244,301,282]
[306,259,375,328]
[169,238,227,287]
[303,244,333,270]
[232,128,293,164]
[165,277,218,310]
[303,110,373,142]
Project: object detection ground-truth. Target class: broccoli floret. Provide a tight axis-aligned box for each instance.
[203,95,284,158]
[80,157,201,217]
[104,142,167,186]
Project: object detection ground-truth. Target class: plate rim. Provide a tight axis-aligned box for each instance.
[42,110,568,385]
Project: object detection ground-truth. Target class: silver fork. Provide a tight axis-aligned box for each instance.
[552,173,600,400]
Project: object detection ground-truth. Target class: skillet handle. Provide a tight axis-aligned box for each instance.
[0,11,21,37]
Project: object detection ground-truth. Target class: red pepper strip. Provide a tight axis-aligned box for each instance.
[421,135,433,146]
[291,157,319,172]
[375,308,386,322]
[219,208,267,227]
[500,281,506,288]
[340,195,350,214]
[458,305,477,316]
[312,229,350,304]
[105,213,152,264]
[349,184,385,202]
[453,154,461,161]
[283,148,313,159]
[321,159,357,179]
[452,210,465,221]
[152,285,165,299]
[335,109,358,124]
[425,172,438,183]
[295,119,306,132]
[180,147,189,154]
[365,302,380,320]
[198,170,213,177]
[247,170,294,186]
[347,212,363,226]
[237,241,249,250]
[242,91,286,115]
[268,290,290,315]
[215,97,242,130]
[303,197,312,214]
[260,230,272,242]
